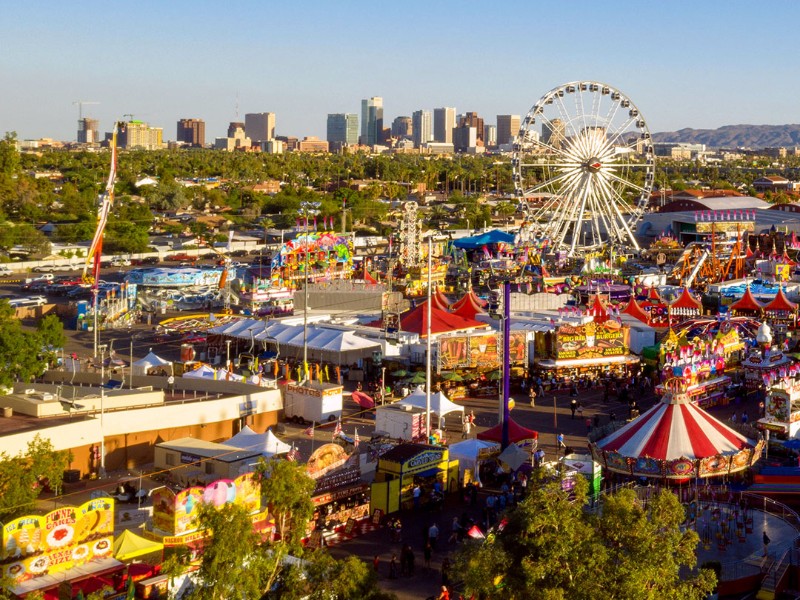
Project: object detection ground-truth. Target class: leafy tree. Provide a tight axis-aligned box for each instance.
[0,301,46,387]
[454,474,715,600]
[0,435,72,521]
[0,132,20,177]
[257,458,316,547]
[279,551,396,600]
[37,314,66,362]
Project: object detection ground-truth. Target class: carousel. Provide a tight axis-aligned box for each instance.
[590,377,763,481]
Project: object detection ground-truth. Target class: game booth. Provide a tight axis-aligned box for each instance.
[305,443,371,548]
[371,444,458,514]
[1,499,124,599]
[270,231,354,290]
[141,472,270,563]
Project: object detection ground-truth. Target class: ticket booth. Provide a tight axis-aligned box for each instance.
[371,444,458,514]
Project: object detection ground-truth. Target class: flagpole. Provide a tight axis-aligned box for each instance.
[425,235,433,441]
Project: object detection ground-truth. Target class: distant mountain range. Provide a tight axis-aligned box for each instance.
[652,125,800,149]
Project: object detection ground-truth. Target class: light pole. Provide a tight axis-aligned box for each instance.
[300,199,321,383]
[99,344,107,474]
[225,339,232,371]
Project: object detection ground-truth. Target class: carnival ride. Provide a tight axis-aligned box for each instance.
[513,81,655,256]
[669,239,747,289]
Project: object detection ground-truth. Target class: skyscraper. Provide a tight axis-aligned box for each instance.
[327,113,359,151]
[360,97,383,146]
[77,118,99,144]
[496,115,521,146]
[244,112,276,143]
[411,110,432,148]
[458,112,485,144]
[177,118,205,147]
[484,125,497,148]
[117,121,163,150]
[391,116,412,139]
[433,107,456,144]
[542,118,566,149]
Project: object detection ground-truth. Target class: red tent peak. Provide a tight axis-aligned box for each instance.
[586,294,610,323]
[451,292,487,320]
[622,298,650,324]
[451,288,488,311]
[400,300,487,337]
[729,286,764,312]
[670,288,702,311]
[477,418,538,444]
[647,286,663,303]
[764,287,797,313]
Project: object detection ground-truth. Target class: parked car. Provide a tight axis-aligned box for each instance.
[0,265,13,277]
[111,257,131,267]
[169,253,196,262]
[230,249,249,257]
[10,296,46,307]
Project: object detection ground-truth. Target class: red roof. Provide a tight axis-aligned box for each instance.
[399,299,487,337]
[646,286,663,303]
[430,290,450,312]
[451,288,488,310]
[670,288,702,311]
[729,286,764,313]
[622,298,651,324]
[450,291,487,320]
[764,287,797,313]
[585,295,610,323]
[435,288,451,308]
[477,418,538,444]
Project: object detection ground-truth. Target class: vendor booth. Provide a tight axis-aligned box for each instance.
[305,444,371,541]
[448,439,501,485]
[398,386,464,427]
[225,425,291,458]
[113,529,164,565]
[372,444,457,514]
[758,377,800,439]
[132,351,173,377]
[2,499,124,598]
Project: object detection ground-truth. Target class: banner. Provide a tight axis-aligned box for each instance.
[2,498,115,585]
[555,321,626,360]
[438,332,528,370]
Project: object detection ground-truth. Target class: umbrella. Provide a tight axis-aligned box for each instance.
[391,369,409,377]
[440,372,464,382]
[486,370,502,381]
[351,391,376,409]
[406,372,427,385]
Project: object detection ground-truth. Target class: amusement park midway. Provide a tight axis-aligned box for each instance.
[11,81,800,599]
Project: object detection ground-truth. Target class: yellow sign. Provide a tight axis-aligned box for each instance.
[2,499,115,585]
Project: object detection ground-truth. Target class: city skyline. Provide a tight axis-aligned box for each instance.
[3,1,800,142]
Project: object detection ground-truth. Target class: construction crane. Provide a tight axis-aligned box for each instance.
[73,100,99,121]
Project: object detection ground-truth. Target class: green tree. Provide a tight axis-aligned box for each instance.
[455,475,715,600]
[257,458,316,547]
[0,435,72,521]
[280,551,396,600]
[0,132,20,177]
[37,314,66,364]
[0,301,46,387]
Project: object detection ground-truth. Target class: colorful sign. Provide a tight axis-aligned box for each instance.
[2,499,115,585]
[695,220,755,234]
[439,332,528,370]
[151,473,261,536]
[306,444,350,480]
[555,321,626,360]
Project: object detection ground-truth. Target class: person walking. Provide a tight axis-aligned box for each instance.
[462,417,471,439]
[423,542,432,568]
[585,417,592,434]
[529,386,537,407]
[389,554,398,579]
[428,522,440,551]
[413,483,422,509]
[570,397,578,419]
[373,555,380,574]
[557,432,566,451]
[448,516,461,544]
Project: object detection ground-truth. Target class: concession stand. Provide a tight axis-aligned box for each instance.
[371,444,458,514]
[743,322,795,391]
[306,443,370,540]
[758,378,800,439]
[533,300,639,382]
[2,499,124,598]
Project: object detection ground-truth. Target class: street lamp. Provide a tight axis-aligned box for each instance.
[299,199,321,383]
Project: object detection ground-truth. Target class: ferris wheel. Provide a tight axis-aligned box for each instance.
[513,81,655,256]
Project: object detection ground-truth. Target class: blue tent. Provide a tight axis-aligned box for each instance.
[453,230,516,249]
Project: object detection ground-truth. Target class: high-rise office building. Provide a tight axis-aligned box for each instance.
[433,107,456,144]
[453,125,478,153]
[496,115,520,146]
[117,121,163,150]
[391,116,412,139]
[458,112,485,144]
[484,125,497,148]
[542,118,566,149]
[360,97,383,146]
[411,110,432,148]
[177,118,205,147]
[326,113,359,151]
[77,118,99,144]
[215,122,252,151]
[244,112,276,143]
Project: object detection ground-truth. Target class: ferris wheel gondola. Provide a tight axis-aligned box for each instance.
[513,81,655,256]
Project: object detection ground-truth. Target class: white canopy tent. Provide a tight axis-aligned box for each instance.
[447,439,500,484]
[226,426,291,457]
[398,385,465,426]
[182,364,217,379]
[132,351,173,377]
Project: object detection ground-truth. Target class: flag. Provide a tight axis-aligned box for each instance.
[332,418,342,440]
[304,422,315,436]
[287,447,299,462]
[354,428,360,449]
[467,525,485,539]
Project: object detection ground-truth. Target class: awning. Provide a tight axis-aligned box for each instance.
[535,355,640,368]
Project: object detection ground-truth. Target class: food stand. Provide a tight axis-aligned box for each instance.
[306,443,371,539]
[2,499,123,598]
[372,444,457,513]
[743,323,795,391]
[533,316,639,382]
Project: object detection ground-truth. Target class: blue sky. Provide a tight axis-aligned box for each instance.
[3,0,799,142]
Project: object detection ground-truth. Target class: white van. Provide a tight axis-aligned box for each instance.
[9,296,46,308]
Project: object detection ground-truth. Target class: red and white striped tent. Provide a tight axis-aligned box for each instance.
[590,380,763,480]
